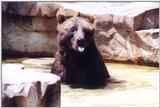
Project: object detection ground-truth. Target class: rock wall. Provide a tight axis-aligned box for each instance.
[2,2,61,57]
[2,2,159,66]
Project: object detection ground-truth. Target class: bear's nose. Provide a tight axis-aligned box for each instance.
[77,39,85,47]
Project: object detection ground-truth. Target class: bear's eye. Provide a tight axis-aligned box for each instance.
[68,27,76,38]
[83,28,94,37]
[70,26,77,32]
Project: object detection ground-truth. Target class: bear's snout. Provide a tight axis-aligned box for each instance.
[77,39,85,52]
[77,39,85,47]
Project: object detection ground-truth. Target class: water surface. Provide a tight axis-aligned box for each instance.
[2,57,159,107]
[61,63,159,107]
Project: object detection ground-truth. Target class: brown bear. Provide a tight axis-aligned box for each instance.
[51,9,110,88]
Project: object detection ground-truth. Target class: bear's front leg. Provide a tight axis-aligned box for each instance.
[51,58,66,82]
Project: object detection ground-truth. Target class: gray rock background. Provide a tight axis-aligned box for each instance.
[2,2,159,66]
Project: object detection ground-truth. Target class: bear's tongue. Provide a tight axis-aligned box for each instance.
[78,47,85,53]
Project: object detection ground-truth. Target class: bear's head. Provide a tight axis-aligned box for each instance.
[56,9,95,53]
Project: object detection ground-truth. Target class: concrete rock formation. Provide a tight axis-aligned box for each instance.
[2,2,60,57]
[2,64,60,107]
[2,2,159,66]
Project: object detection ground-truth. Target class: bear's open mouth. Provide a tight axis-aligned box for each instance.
[77,47,85,52]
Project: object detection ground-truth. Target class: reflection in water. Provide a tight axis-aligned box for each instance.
[2,58,159,107]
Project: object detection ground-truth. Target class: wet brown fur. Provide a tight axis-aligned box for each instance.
[51,11,110,88]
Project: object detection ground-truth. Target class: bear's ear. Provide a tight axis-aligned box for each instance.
[56,8,79,24]
[57,14,66,24]
[78,12,95,23]
[56,8,67,24]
